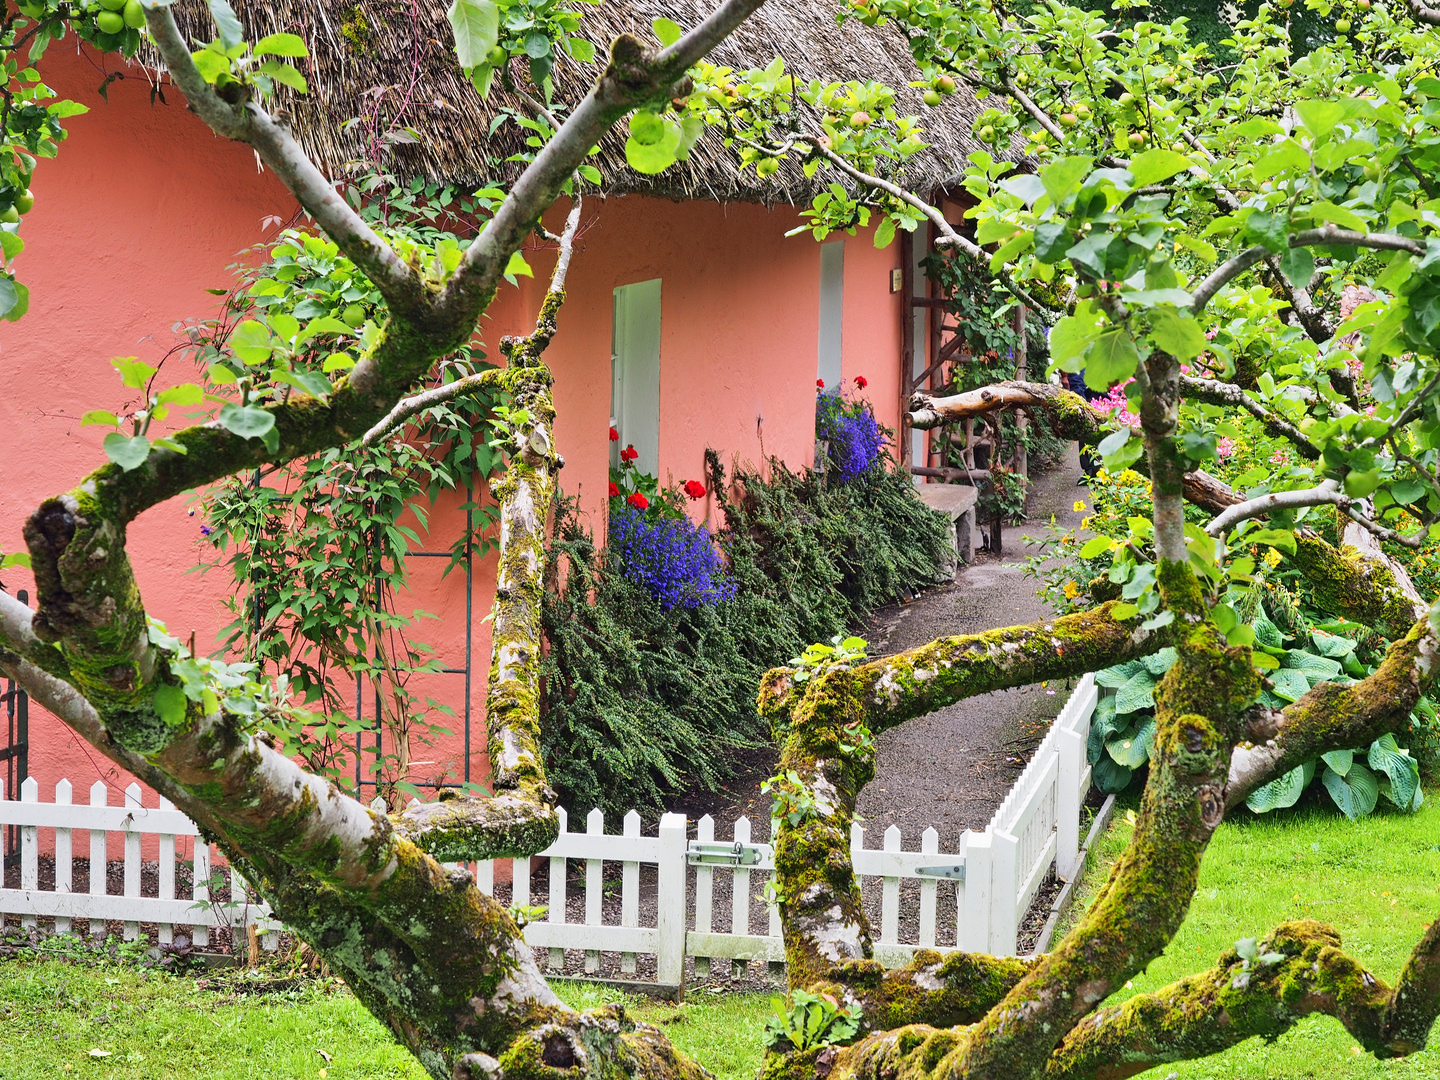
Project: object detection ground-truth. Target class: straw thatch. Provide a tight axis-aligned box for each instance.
[147,0,993,204]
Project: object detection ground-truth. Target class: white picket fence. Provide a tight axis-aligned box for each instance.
[0,778,281,948]
[0,675,1099,978]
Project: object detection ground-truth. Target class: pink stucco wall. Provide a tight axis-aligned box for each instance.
[2,43,905,839]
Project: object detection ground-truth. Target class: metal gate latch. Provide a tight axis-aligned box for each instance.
[915,862,966,881]
[687,840,765,866]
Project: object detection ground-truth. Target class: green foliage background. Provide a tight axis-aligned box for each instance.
[540,454,952,817]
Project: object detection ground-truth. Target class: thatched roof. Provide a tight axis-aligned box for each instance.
[148,0,993,204]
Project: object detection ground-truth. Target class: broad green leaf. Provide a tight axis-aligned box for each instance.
[567,37,595,63]
[447,0,500,69]
[1277,245,1316,290]
[1125,288,1193,308]
[1176,234,1217,263]
[153,682,188,728]
[253,33,308,58]
[626,112,681,174]
[1308,200,1368,232]
[1149,308,1207,361]
[1254,612,1286,649]
[1321,749,1354,776]
[1322,760,1379,819]
[208,0,243,51]
[1085,329,1139,391]
[1127,148,1194,188]
[1295,99,1346,140]
[1243,528,1297,555]
[1310,629,1356,659]
[1109,602,1139,620]
[1251,651,1280,670]
[1141,647,1178,677]
[111,356,157,390]
[1080,535,1113,559]
[1246,761,1312,813]
[0,232,24,260]
[1049,307,1105,369]
[218,403,276,440]
[103,432,150,471]
[999,174,1046,207]
[1039,156,1095,206]
[1252,139,1310,183]
[1106,715,1155,768]
[229,320,273,365]
[1065,233,1118,279]
[1033,221,1072,263]
[1368,734,1421,810]
[505,251,533,278]
[258,61,308,93]
[652,17,683,45]
[1091,752,1135,795]
[157,383,203,407]
[1096,659,1148,689]
[1284,650,1342,683]
[81,410,119,427]
[1114,670,1157,714]
[1268,667,1311,704]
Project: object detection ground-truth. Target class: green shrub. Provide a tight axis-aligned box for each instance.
[539,453,951,817]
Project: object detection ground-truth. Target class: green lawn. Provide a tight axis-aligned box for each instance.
[0,957,771,1080]
[1057,788,1440,1079]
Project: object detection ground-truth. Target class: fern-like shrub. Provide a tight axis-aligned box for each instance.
[539,453,952,817]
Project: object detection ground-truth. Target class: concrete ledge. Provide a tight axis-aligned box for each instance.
[914,483,980,567]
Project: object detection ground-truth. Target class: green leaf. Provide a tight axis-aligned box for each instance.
[1246,762,1311,813]
[0,232,24,261]
[1127,148,1193,188]
[1106,715,1155,768]
[652,16,683,45]
[1268,667,1311,704]
[153,682,188,728]
[873,216,896,249]
[447,0,499,69]
[229,320,273,365]
[1091,752,1136,794]
[1251,651,1280,670]
[1308,200,1367,232]
[217,403,276,440]
[1079,535,1113,559]
[1109,602,1139,620]
[1141,647,1179,677]
[157,383,203,407]
[258,60,308,93]
[1049,308,1105,369]
[1277,245,1316,290]
[1295,99,1346,141]
[522,32,551,58]
[567,37,595,63]
[625,112,681,174]
[1322,760,1379,819]
[505,251,533,278]
[1114,670,1157,714]
[103,433,150,472]
[1096,660,1147,689]
[1084,329,1139,391]
[81,410,119,427]
[1244,210,1289,253]
[208,0,243,51]
[1244,528,1297,555]
[1149,308,1207,361]
[253,33,308,58]
[1033,221,1072,263]
[1321,749,1354,776]
[1310,629,1356,659]
[1368,734,1421,810]
[111,356,157,390]
[1039,156,1095,206]
[1252,139,1311,183]
[1284,650,1342,683]
[1176,234,1217,263]
[1065,233,1118,280]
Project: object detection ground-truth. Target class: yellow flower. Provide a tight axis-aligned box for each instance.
[1064,580,1079,598]
[1264,547,1283,568]
[1073,500,1087,512]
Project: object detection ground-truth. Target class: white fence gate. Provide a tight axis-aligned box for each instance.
[0,675,1099,980]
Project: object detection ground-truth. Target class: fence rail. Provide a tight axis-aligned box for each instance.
[0,675,1098,983]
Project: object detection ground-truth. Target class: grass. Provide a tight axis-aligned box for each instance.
[1057,786,1440,1079]
[0,956,772,1080]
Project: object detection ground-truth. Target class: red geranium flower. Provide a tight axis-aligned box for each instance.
[627,492,649,510]
[609,426,620,442]
[620,445,638,463]
[816,379,825,389]
[854,375,868,389]
[682,480,706,500]
[609,482,620,498]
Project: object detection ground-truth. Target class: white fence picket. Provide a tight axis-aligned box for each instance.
[54,780,71,935]
[692,814,715,978]
[0,676,1101,972]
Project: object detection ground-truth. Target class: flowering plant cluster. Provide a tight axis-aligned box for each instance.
[815,376,885,481]
[604,425,726,608]
[607,504,735,610]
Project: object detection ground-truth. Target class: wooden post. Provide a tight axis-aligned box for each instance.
[656,812,688,993]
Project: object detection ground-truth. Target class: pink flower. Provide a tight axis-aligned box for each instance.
[1217,437,1235,459]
